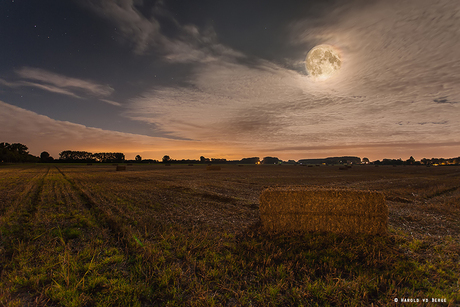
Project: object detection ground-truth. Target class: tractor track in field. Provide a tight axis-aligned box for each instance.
[0,166,50,272]
[54,166,138,254]
[0,166,48,215]
[1,166,50,231]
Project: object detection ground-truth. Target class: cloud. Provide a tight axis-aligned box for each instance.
[15,67,114,97]
[0,78,20,88]
[20,81,82,98]
[81,0,245,62]
[2,97,459,161]
[0,100,237,159]
[99,98,122,106]
[124,45,459,154]
[115,0,457,151]
[0,77,81,98]
[289,0,460,101]
[81,0,161,54]
[124,60,316,143]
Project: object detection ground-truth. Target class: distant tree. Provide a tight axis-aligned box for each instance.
[114,152,125,163]
[59,150,93,162]
[40,151,50,160]
[362,157,370,164]
[240,157,260,164]
[40,151,53,163]
[200,156,210,163]
[162,155,171,163]
[135,155,142,161]
[10,143,29,155]
[406,156,416,165]
[0,142,38,163]
[211,158,226,163]
[262,157,280,164]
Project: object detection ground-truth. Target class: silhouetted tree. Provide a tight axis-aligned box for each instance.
[0,142,35,162]
[135,155,142,161]
[211,158,226,163]
[40,151,53,163]
[362,157,370,164]
[10,143,29,155]
[59,150,93,162]
[240,157,260,164]
[114,153,125,163]
[262,157,280,164]
[162,155,171,163]
[200,156,210,163]
[406,156,416,165]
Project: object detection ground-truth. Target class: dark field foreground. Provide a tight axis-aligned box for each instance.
[0,164,459,306]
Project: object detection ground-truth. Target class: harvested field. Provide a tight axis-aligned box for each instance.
[0,164,459,305]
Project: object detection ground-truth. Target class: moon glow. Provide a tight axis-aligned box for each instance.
[305,45,342,81]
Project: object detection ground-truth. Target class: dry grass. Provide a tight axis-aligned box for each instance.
[0,164,459,305]
[260,187,387,234]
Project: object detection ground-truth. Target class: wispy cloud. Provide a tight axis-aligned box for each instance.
[16,67,114,97]
[81,0,161,54]
[81,0,245,62]
[21,81,82,98]
[1,67,118,103]
[99,99,122,106]
[1,77,81,98]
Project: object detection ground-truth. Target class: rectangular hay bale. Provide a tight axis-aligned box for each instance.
[206,165,221,170]
[116,166,126,171]
[259,187,387,234]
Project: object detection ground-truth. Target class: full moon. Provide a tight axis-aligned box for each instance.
[305,45,342,81]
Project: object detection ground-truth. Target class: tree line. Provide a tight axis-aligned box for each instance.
[1,141,459,165]
[0,142,39,163]
[59,151,125,163]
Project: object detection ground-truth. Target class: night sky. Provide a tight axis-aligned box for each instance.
[1,0,459,161]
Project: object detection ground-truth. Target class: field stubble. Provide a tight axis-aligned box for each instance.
[0,163,459,306]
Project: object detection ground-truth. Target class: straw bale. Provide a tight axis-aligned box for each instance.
[259,187,387,234]
[339,166,348,170]
[165,163,171,166]
[116,166,126,171]
[87,163,92,166]
[188,164,194,166]
[206,165,221,170]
